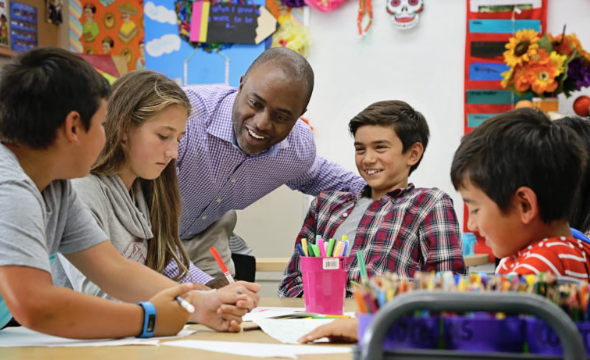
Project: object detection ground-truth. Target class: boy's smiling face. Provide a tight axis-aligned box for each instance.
[354,124,419,200]
[459,178,527,258]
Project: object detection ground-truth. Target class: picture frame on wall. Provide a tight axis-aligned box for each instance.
[9,1,37,52]
[0,0,9,47]
[47,0,63,24]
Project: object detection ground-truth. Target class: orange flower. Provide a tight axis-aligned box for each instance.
[549,33,573,56]
[550,33,590,63]
[513,65,530,92]
[504,29,540,67]
[568,33,590,63]
[524,60,560,94]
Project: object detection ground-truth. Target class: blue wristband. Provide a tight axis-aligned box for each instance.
[137,301,156,338]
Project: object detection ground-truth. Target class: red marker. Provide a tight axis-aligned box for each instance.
[210,247,235,284]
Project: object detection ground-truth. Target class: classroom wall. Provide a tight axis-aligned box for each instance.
[237,0,590,270]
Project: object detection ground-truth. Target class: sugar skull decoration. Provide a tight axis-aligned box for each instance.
[386,0,424,30]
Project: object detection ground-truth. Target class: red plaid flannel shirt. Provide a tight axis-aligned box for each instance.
[278,184,466,297]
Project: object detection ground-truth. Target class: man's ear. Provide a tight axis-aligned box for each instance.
[513,186,538,224]
[62,111,83,145]
[406,142,424,167]
[238,75,245,91]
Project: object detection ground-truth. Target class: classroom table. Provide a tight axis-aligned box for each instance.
[0,298,356,360]
[256,253,490,272]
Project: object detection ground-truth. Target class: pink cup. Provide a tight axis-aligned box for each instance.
[300,256,348,315]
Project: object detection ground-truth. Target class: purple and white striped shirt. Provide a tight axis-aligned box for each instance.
[177,85,366,239]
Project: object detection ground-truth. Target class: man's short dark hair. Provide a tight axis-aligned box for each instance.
[245,48,314,109]
[348,100,429,175]
[0,47,111,148]
[451,108,587,223]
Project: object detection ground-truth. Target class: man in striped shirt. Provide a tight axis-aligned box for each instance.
[279,100,466,298]
[451,108,590,281]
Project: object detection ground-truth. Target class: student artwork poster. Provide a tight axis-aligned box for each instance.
[144,0,265,87]
[74,0,144,71]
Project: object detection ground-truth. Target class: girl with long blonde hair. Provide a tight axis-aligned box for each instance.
[53,70,217,298]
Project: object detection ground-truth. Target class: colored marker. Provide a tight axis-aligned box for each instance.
[301,238,308,256]
[318,238,326,257]
[342,240,349,256]
[357,250,369,285]
[312,244,320,257]
[307,243,316,257]
[326,238,336,257]
[209,247,235,283]
[296,243,306,257]
[333,242,342,258]
[176,296,195,313]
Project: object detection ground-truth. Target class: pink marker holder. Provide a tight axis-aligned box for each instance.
[300,256,348,315]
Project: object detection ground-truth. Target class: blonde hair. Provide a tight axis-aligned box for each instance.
[93,70,192,281]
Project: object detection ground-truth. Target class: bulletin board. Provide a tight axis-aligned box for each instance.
[144,0,266,87]
[463,0,548,258]
[69,0,144,71]
[9,1,37,52]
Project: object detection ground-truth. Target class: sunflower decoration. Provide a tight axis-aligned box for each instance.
[503,29,540,67]
[502,26,590,99]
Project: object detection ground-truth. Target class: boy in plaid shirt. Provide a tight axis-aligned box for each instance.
[279,100,466,298]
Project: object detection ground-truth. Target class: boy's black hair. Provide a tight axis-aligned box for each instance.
[0,47,111,149]
[451,108,587,223]
[348,100,430,175]
[554,116,590,233]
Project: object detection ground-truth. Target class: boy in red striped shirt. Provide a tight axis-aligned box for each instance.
[451,108,590,280]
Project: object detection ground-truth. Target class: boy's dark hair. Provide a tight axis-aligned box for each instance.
[451,108,587,223]
[0,47,110,149]
[554,116,590,233]
[348,100,430,175]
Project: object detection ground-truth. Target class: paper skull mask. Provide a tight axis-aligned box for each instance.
[386,0,424,30]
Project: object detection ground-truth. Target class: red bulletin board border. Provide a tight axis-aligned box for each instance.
[463,0,548,261]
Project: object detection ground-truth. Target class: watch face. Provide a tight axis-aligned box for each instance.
[147,315,156,332]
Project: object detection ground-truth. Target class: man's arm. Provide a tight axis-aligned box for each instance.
[162,255,214,285]
[421,193,466,275]
[287,156,366,196]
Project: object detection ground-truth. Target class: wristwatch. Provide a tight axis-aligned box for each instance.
[136,301,156,338]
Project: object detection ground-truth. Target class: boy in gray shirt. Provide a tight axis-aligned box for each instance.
[0,47,259,338]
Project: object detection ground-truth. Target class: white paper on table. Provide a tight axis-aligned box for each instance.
[244,307,356,322]
[0,325,196,347]
[162,340,352,358]
[253,319,335,344]
[243,307,306,321]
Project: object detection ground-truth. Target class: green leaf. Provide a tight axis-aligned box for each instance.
[538,34,553,53]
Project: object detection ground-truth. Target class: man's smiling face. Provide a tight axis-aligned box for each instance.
[231,65,308,156]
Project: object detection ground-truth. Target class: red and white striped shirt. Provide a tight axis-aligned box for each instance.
[497,237,590,282]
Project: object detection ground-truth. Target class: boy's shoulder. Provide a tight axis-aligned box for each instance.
[500,237,590,280]
[0,144,30,184]
[401,185,454,208]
